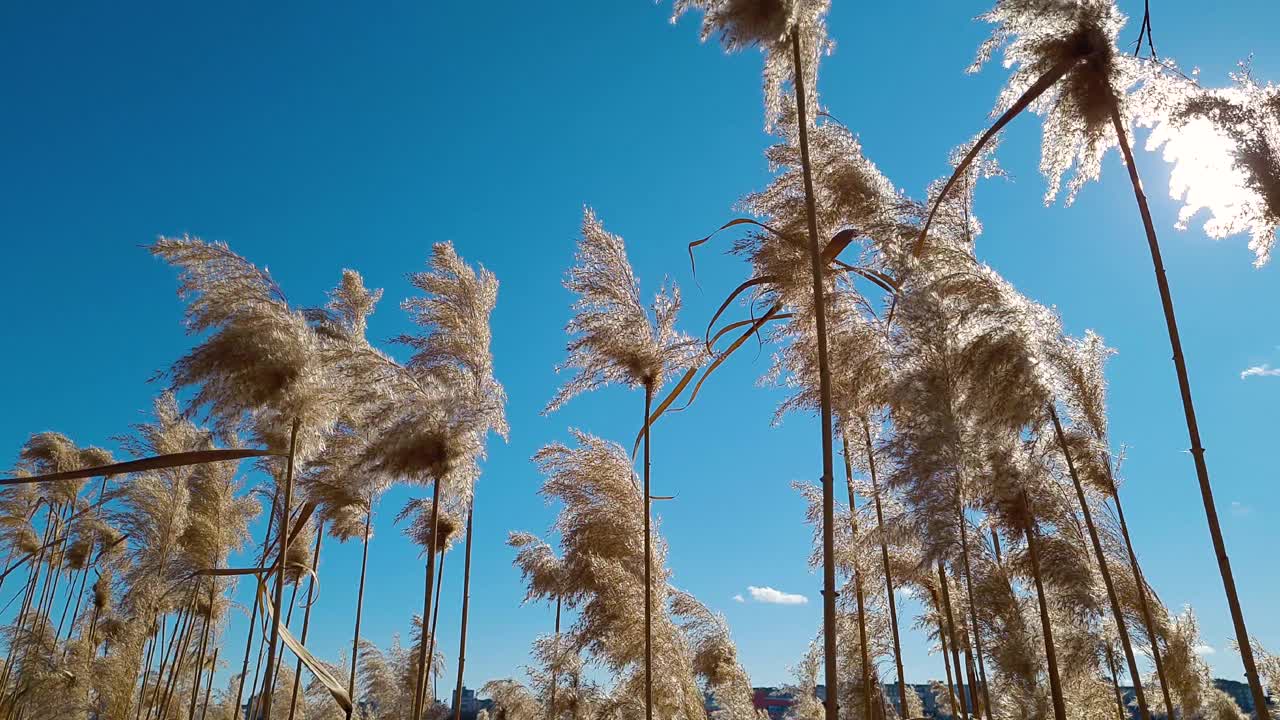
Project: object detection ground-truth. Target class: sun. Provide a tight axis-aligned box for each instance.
[1148,112,1249,234]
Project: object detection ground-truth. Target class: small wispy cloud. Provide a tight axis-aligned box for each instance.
[1195,644,1216,656]
[1240,364,1280,379]
[747,586,808,606]
[1230,501,1253,517]
[732,594,745,603]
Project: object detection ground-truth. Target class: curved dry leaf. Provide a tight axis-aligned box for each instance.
[0,448,282,487]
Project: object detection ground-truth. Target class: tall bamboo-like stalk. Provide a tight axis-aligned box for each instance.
[1142,85,1280,709]
[9,433,105,677]
[199,646,219,720]
[426,545,447,702]
[1107,102,1270,718]
[1056,329,1175,716]
[246,613,272,720]
[549,596,561,718]
[546,209,698,717]
[955,504,991,720]
[260,418,301,720]
[400,500,465,717]
[0,513,50,696]
[132,622,160,720]
[1021,492,1066,720]
[33,503,74,643]
[1048,405,1150,720]
[1110,481,1174,717]
[152,237,344,720]
[860,422,907,716]
[852,575,872,720]
[961,634,980,720]
[157,588,202,720]
[234,493,279,720]
[147,594,193,720]
[286,521,324,720]
[145,600,189,720]
[345,507,372,720]
[149,600,188,720]
[642,381,653,720]
[300,269,389,718]
[931,587,959,719]
[937,564,969,719]
[411,480,443,720]
[789,31,839,720]
[187,587,215,720]
[55,561,88,645]
[1104,645,1127,720]
[914,4,1268,709]
[970,622,991,720]
[379,243,505,720]
[451,501,475,720]
[840,437,872,719]
[665,5,847,714]
[531,431,708,716]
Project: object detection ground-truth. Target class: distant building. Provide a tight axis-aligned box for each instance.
[1105,678,1265,720]
[496,678,1269,720]
[452,686,493,720]
[752,687,797,719]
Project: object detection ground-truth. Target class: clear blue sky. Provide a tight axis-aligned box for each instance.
[1,0,1276,695]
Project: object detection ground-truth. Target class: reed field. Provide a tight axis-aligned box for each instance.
[2,2,1278,720]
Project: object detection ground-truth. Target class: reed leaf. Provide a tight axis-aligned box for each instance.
[0,449,282,487]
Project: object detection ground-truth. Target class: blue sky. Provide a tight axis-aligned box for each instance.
[1,0,1277,695]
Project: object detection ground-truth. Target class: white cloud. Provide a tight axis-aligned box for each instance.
[732,594,745,603]
[1230,501,1253,517]
[1195,644,1216,656]
[747,586,808,606]
[1240,364,1280,379]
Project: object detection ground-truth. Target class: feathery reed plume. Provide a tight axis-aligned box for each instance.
[507,532,569,717]
[1049,330,1177,718]
[152,236,342,720]
[149,236,339,457]
[508,533,566,606]
[917,0,1272,712]
[1248,641,1280,711]
[114,395,203,616]
[535,431,705,719]
[18,432,111,506]
[479,679,539,720]
[303,268,391,720]
[670,591,760,719]
[546,209,701,416]
[671,0,830,130]
[528,633,603,720]
[398,499,463,557]
[960,273,1163,720]
[546,208,700,720]
[371,242,504,720]
[357,636,413,719]
[971,0,1135,204]
[669,7,900,711]
[916,0,1131,255]
[0,485,43,560]
[1158,608,1250,718]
